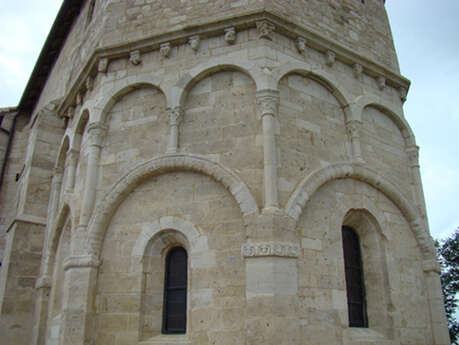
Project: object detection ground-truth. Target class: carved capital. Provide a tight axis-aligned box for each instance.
[64,255,101,271]
[167,106,184,126]
[189,35,200,52]
[52,168,64,181]
[256,21,275,40]
[64,106,75,119]
[242,242,300,258]
[353,63,363,79]
[256,90,279,119]
[224,27,236,44]
[326,50,336,67]
[65,149,79,167]
[87,122,107,147]
[160,42,171,58]
[129,50,141,65]
[98,57,108,73]
[76,92,83,106]
[377,76,386,90]
[346,120,362,139]
[296,37,307,54]
[35,275,52,289]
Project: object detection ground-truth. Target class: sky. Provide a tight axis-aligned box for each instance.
[0,1,458,240]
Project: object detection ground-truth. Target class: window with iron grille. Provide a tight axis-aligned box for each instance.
[342,226,368,327]
[162,247,187,334]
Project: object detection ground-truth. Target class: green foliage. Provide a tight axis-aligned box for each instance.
[436,228,459,345]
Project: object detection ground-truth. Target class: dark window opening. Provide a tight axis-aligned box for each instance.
[342,226,368,328]
[162,247,187,334]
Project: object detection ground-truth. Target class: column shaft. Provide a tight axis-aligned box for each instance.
[257,90,280,211]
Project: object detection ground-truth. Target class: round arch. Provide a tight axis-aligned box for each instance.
[87,153,259,257]
[273,63,353,108]
[131,216,208,257]
[93,79,166,124]
[174,61,258,107]
[285,162,435,259]
[54,135,70,171]
[353,95,416,147]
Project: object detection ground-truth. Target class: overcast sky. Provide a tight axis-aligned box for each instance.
[0,1,457,240]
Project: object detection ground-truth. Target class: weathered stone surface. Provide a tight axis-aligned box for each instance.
[0,1,449,345]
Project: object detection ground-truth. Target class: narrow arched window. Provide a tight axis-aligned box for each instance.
[342,226,368,327]
[162,247,187,334]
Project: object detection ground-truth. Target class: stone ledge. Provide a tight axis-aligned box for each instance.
[6,213,47,233]
[139,334,190,345]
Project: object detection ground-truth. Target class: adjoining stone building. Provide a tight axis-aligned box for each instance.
[0,0,450,344]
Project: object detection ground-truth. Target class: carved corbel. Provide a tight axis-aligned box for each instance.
[326,50,336,67]
[189,35,200,52]
[406,145,420,168]
[399,87,407,103]
[377,76,386,90]
[353,63,363,79]
[98,57,108,73]
[160,42,171,58]
[296,37,307,55]
[129,50,141,65]
[224,27,236,44]
[256,20,275,40]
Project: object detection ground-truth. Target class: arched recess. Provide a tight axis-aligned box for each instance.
[132,217,211,339]
[178,65,263,207]
[97,81,169,186]
[340,209,394,339]
[45,210,72,345]
[87,153,259,258]
[94,79,167,124]
[55,135,70,171]
[285,162,435,259]
[73,109,90,149]
[273,64,353,108]
[352,95,416,147]
[275,69,352,206]
[175,61,258,107]
[43,204,72,275]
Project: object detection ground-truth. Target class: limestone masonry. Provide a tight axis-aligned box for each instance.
[0,0,451,344]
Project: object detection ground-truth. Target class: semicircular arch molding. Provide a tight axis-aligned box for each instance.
[93,78,166,124]
[353,95,416,147]
[131,216,207,257]
[42,203,72,275]
[174,59,258,107]
[54,135,70,171]
[285,162,434,259]
[87,153,259,257]
[273,62,353,108]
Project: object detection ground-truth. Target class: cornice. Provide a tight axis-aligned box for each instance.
[57,9,410,116]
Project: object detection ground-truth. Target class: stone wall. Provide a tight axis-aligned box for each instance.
[0,1,450,345]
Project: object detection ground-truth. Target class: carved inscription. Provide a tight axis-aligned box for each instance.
[242,243,300,258]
